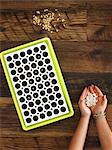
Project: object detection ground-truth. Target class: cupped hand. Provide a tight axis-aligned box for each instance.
[78,87,91,118]
[89,85,107,115]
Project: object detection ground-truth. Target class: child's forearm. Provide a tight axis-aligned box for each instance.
[95,116,112,150]
[69,116,90,150]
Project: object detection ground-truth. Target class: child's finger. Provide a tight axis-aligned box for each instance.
[90,105,94,111]
[94,86,103,96]
[80,87,88,101]
[89,86,94,94]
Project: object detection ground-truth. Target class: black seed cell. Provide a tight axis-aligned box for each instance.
[38,106,43,112]
[40,45,46,50]
[54,86,59,91]
[35,99,41,105]
[20,74,25,80]
[52,79,57,84]
[24,111,29,116]
[31,109,36,114]
[40,67,45,73]
[24,88,29,93]
[33,93,38,98]
[18,67,23,73]
[38,84,43,89]
[13,54,18,59]
[29,56,34,61]
[33,116,38,121]
[33,70,38,75]
[11,70,16,75]
[47,88,52,93]
[51,102,57,107]
[42,97,47,103]
[56,93,61,98]
[15,83,20,89]
[40,113,45,119]
[22,58,27,64]
[29,102,34,107]
[45,81,50,87]
[49,95,54,100]
[34,47,39,52]
[36,77,41,82]
[54,109,59,114]
[40,90,45,96]
[61,107,66,112]
[38,61,43,66]
[16,61,21,66]
[31,63,36,68]
[36,54,41,59]
[29,79,34,84]
[7,56,12,61]
[49,72,55,78]
[45,58,50,64]
[20,52,25,57]
[9,63,14,68]
[22,81,27,86]
[58,100,64,105]
[45,104,50,110]
[13,54,18,60]
[17,90,22,95]
[24,65,29,71]
[22,104,27,109]
[43,52,48,57]
[19,97,25,102]
[26,118,31,123]
[31,86,36,91]
[27,72,32,77]
[13,77,18,82]
[47,111,52,117]
[26,95,31,100]
[27,49,32,55]
[47,65,52,71]
[42,75,48,80]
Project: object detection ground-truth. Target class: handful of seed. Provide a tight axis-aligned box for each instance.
[33,9,66,33]
[85,92,98,107]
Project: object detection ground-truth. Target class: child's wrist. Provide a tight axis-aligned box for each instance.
[81,114,91,119]
[93,111,106,120]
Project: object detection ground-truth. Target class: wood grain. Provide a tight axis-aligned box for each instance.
[0,41,112,73]
[0,10,87,42]
[0,97,112,150]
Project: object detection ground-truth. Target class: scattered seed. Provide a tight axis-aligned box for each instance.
[33,9,66,33]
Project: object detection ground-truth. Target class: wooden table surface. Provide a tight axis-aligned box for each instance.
[0,1,112,150]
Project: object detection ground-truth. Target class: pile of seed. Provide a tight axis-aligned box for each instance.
[33,9,66,33]
[85,92,98,107]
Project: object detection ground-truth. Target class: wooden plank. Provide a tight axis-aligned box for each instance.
[88,10,112,25]
[0,137,70,150]
[87,1,112,10]
[0,97,111,146]
[1,72,112,101]
[0,0,112,11]
[87,9,112,41]
[0,41,112,73]
[0,10,87,42]
[0,1,87,11]
[87,25,112,41]
[0,137,101,150]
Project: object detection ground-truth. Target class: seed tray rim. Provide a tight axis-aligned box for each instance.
[0,37,74,131]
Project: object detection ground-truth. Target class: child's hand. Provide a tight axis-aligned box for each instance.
[78,87,91,118]
[89,85,107,115]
